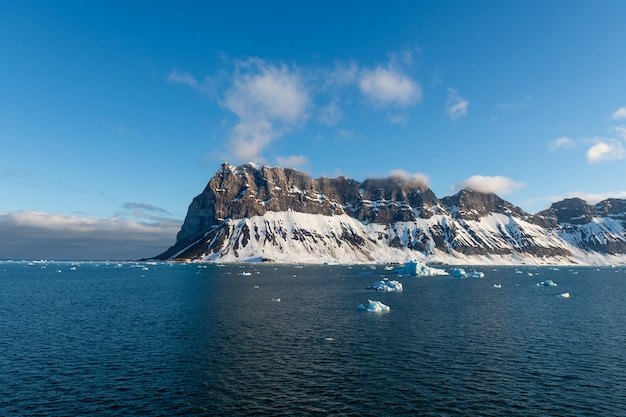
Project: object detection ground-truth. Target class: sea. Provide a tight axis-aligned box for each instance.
[1,261,626,416]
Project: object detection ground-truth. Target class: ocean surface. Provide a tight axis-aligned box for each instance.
[1,261,626,416]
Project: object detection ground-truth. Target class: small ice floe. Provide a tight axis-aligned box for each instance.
[239,272,252,276]
[368,279,403,292]
[357,300,390,313]
[537,279,558,287]
[397,260,448,276]
[493,284,502,288]
[272,298,281,302]
[452,268,467,278]
[558,292,570,298]
[452,268,484,278]
[527,272,534,277]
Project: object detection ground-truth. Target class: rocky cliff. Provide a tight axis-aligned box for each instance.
[155,163,626,265]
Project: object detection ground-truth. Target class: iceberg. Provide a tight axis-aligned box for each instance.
[537,279,558,287]
[452,267,484,278]
[396,260,448,276]
[368,279,403,292]
[357,300,390,312]
[452,267,466,277]
[558,292,570,298]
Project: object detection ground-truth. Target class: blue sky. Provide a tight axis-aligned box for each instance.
[2,1,626,259]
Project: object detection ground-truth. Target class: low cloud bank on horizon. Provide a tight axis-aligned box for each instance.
[0,211,181,261]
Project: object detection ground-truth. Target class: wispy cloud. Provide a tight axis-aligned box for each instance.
[167,49,432,164]
[167,69,199,88]
[276,155,310,171]
[358,66,421,107]
[318,101,342,125]
[388,169,430,187]
[546,190,626,206]
[551,108,626,163]
[222,59,309,163]
[611,106,626,121]
[451,175,525,195]
[548,136,576,151]
[445,88,469,119]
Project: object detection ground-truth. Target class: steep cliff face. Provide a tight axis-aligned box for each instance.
[536,198,626,255]
[155,163,626,264]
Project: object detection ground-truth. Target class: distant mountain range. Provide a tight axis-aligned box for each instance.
[155,163,626,265]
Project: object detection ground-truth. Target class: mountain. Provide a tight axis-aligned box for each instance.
[155,163,626,265]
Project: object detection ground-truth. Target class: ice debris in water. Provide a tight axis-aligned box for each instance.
[537,279,558,287]
[396,260,448,276]
[358,300,390,312]
[452,268,484,278]
[558,292,570,298]
[368,278,403,292]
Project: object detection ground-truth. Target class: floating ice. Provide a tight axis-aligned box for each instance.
[452,268,484,278]
[368,279,403,292]
[493,284,502,288]
[396,260,448,276]
[467,270,485,278]
[537,280,558,287]
[558,292,570,298]
[357,300,390,312]
[452,267,467,278]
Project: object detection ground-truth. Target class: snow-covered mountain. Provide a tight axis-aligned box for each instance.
[155,163,626,265]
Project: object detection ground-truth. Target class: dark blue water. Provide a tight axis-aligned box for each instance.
[1,261,626,416]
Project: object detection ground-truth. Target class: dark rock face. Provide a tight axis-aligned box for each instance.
[155,163,626,262]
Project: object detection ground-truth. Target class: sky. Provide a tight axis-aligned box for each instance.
[2,0,626,260]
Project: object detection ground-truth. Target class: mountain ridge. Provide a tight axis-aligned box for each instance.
[155,163,626,265]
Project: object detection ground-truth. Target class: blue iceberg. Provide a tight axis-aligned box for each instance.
[396,260,448,276]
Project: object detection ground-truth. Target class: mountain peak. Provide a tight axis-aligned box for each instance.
[155,163,626,264]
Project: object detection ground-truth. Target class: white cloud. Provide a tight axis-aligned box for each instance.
[548,191,626,206]
[548,136,575,151]
[611,125,626,140]
[0,210,181,260]
[318,101,342,125]
[358,67,422,107]
[225,60,308,123]
[586,139,625,163]
[222,59,309,163]
[611,107,626,120]
[446,88,469,119]
[452,175,525,195]
[388,169,430,187]
[276,155,310,170]
[167,69,199,88]
[388,113,409,126]
[325,61,358,88]
[226,119,274,163]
